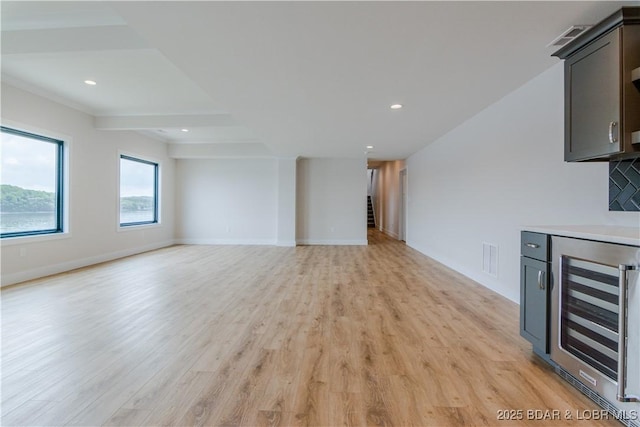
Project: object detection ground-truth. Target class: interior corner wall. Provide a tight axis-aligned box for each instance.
[1,83,176,287]
[174,158,278,245]
[296,157,367,245]
[277,158,297,246]
[406,62,640,303]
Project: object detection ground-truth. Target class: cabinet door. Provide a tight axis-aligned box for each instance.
[565,28,621,161]
[520,257,549,353]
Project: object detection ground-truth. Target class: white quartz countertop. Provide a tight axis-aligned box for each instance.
[522,225,640,247]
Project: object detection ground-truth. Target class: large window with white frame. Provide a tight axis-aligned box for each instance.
[1,126,64,238]
[119,154,159,227]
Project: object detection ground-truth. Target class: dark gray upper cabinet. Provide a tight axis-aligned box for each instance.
[553,7,640,162]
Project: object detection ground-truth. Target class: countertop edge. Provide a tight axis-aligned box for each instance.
[522,225,640,247]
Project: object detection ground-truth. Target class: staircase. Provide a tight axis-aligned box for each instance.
[367,196,376,228]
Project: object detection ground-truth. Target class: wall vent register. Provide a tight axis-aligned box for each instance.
[547,25,592,47]
[482,242,498,278]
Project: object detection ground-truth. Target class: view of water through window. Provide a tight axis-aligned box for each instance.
[120,156,157,225]
[0,212,56,234]
[1,128,60,236]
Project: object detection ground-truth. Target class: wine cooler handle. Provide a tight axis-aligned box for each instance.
[617,264,639,403]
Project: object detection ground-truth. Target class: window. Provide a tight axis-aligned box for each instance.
[1,126,64,238]
[119,155,158,227]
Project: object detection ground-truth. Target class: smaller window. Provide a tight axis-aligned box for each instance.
[119,155,158,227]
[1,126,64,238]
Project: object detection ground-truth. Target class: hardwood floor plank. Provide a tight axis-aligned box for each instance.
[0,399,58,427]
[0,230,621,426]
[137,370,219,427]
[102,408,152,426]
[65,350,171,426]
[328,392,367,427]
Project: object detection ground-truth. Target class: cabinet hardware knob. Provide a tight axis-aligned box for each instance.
[609,121,618,144]
[525,243,539,249]
[537,270,545,290]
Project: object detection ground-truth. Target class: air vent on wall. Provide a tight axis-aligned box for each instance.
[482,242,498,278]
[547,25,592,48]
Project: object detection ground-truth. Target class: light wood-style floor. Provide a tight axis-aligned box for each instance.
[1,230,619,426]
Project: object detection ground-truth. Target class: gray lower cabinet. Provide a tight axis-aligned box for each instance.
[520,232,550,357]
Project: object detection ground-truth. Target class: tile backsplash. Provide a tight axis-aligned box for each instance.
[609,158,640,211]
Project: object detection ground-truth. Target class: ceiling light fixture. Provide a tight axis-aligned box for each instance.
[181,128,189,132]
[390,104,403,110]
[366,145,374,149]
[84,80,97,86]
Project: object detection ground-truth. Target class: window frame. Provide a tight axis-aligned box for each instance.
[118,154,159,228]
[0,126,65,239]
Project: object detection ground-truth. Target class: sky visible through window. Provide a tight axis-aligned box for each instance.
[1,133,56,192]
[120,157,155,197]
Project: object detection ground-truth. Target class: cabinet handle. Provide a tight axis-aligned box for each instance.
[609,121,618,144]
[617,264,639,403]
[537,270,545,290]
[525,243,539,249]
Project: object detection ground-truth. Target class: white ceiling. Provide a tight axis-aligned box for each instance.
[1,1,636,159]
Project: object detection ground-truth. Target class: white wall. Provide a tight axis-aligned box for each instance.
[175,158,278,244]
[1,83,176,286]
[296,157,367,245]
[406,63,639,303]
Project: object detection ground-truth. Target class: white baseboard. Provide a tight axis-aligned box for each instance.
[382,228,400,240]
[1,240,176,288]
[176,238,277,245]
[276,240,297,247]
[405,240,518,304]
[296,239,367,246]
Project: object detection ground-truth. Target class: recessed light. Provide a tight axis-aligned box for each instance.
[366,145,374,149]
[84,80,97,86]
[181,128,189,132]
[390,104,403,110]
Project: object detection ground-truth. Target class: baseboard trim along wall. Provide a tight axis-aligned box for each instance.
[406,240,519,304]
[1,240,176,288]
[382,228,400,240]
[176,238,278,245]
[296,239,368,246]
